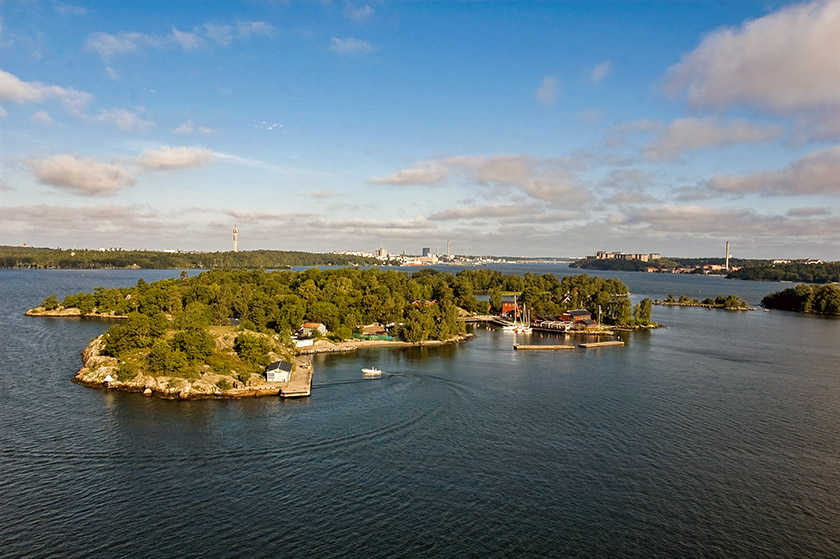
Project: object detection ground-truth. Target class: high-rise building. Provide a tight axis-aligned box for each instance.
[233,225,238,252]
[374,247,388,260]
[422,247,432,257]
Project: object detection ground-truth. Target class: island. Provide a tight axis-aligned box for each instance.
[27,268,656,398]
[653,294,754,311]
[761,284,840,315]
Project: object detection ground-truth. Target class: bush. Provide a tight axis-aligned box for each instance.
[116,360,139,381]
[216,379,231,390]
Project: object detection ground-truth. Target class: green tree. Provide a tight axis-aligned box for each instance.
[41,294,60,310]
[234,333,271,366]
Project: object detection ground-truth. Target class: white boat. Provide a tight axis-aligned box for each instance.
[362,367,382,376]
[502,295,519,331]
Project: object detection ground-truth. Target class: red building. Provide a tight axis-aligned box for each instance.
[561,309,591,322]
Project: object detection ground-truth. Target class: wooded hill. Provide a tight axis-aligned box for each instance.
[0,245,378,269]
[728,261,840,283]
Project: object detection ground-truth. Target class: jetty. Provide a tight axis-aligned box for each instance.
[514,344,575,350]
[280,358,313,398]
[579,341,625,348]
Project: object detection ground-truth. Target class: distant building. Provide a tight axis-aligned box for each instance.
[265,360,293,382]
[374,247,388,260]
[422,247,432,257]
[594,251,659,262]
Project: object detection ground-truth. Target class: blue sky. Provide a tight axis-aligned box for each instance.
[2,0,840,258]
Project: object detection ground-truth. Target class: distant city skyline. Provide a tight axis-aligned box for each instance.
[2,1,840,259]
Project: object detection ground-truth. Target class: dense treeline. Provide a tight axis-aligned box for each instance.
[0,245,378,269]
[729,262,840,283]
[761,284,840,315]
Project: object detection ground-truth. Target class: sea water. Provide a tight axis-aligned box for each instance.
[1,267,839,558]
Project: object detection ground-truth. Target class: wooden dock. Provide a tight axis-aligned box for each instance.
[514,344,575,350]
[579,341,625,348]
[280,359,313,398]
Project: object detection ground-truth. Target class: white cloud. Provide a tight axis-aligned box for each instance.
[174,120,194,135]
[28,154,135,196]
[0,69,92,116]
[26,146,215,197]
[54,3,88,16]
[30,110,53,125]
[665,0,840,139]
[86,21,275,59]
[535,75,559,107]
[85,31,163,59]
[590,60,612,84]
[329,36,373,55]
[371,161,450,185]
[138,146,214,171]
[0,106,7,118]
[94,108,154,131]
[171,28,204,51]
[372,154,591,205]
[204,21,276,45]
[344,3,374,22]
[643,117,782,160]
[706,143,840,196]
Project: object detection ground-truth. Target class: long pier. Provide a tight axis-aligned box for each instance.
[514,344,575,350]
[579,341,625,348]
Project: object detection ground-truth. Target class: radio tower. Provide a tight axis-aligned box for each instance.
[233,225,239,253]
[725,241,730,271]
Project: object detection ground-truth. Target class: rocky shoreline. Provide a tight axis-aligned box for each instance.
[74,335,296,400]
[72,332,476,400]
[25,307,127,319]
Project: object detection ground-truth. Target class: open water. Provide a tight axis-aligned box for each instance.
[1,266,839,558]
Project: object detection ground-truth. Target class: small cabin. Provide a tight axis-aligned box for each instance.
[265,360,293,382]
[300,322,327,336]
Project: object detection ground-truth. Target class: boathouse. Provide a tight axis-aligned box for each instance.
[562,309,591,322]
[265,360,293,382]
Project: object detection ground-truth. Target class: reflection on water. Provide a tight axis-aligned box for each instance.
[1,267,839,558]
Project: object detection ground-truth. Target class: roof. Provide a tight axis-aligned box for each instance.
[266,360,293,372]
[302,322,324,328]
[567,310,591,317]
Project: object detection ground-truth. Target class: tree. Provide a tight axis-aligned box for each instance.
[234,333,271,366]
[171,329,215,363]
[488,287,503,313]
[634,298,652,325]
[41,295,60,310]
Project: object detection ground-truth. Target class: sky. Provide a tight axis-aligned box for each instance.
[2,0,840,259]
